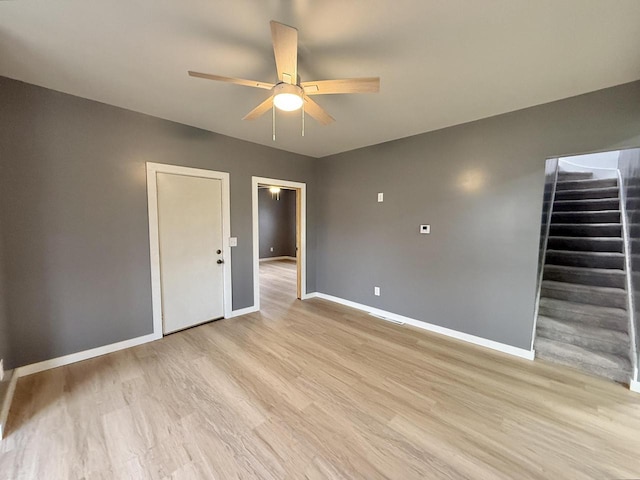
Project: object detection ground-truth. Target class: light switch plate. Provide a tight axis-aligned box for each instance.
[229,237,238,247]
[374,286,381,296]
[377,192,384,202]
[420,224,431,234]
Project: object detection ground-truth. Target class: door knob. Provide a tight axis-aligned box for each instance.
[217,259,224,264]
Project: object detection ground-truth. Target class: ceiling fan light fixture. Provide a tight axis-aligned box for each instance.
[272,83,304,111]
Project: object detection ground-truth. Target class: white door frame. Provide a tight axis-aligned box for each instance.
[147,162,233,335]
[252,176,308,310]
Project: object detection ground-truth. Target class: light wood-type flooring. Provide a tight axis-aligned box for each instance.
[1,259,640,479]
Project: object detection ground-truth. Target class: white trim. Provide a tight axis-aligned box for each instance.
[631,379,640,394]
[15,333,160,378]
[311,292,535,360]
[559,159,619,171]
[146,162,233,335]
[0,370,18,439]
[229,306,260,318]
[252,176,307,310]
[259,256,296,263]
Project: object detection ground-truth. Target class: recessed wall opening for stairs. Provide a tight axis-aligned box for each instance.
[533,148,640,389]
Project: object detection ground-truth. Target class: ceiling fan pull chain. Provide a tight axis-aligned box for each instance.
[302,102,305,137]
[272,103,276,141]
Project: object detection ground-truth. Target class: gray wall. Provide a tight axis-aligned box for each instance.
[0,221,10,369]
[0,77,316,368]
[618,148,640,379]
[259,188,296,258]
[316,81,640,350]
[2,76,640,369]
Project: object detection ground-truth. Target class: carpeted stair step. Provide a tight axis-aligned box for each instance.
[540,280,627,309]
[557,172,594,181]
[536,315,630,357]
[549,223,622,237]
[551,210,620,224]
[538,298,628,331]
[534,337,631,384]
[554,186,618,201]
[545,250,624,269]
[543,265,626,289]
[556,178,618,191]
[552,198,620,212]
[546,236,623,253]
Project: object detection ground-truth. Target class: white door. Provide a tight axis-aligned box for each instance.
[156,173,225,334]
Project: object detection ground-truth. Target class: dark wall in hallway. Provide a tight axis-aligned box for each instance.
[259,188,296,259]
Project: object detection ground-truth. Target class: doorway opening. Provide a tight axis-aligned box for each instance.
[252,177,306,310]
[532,149,640,387]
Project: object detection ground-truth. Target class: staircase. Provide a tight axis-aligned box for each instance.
[534,171,633,384]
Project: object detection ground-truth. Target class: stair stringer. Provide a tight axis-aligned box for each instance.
[618,169,639,383]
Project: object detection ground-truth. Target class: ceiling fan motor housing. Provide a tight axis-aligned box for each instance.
[272,83,304,111]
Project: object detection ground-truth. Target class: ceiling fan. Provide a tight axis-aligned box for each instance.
[188,20,380,129]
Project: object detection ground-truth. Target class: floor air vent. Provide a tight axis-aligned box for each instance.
[369,312,405,325]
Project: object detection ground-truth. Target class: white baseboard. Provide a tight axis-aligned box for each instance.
[259,256,296,262]
[0,370,18,439]
[310,292,535,360]
[631,379,640,393]
[15,332,161,378]
[229,306,259,318]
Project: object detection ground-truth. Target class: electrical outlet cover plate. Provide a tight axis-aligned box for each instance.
[229,237,238,247]
[374,286,381,296]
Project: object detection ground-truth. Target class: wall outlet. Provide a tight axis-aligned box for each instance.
[377,192,384,202]
[270,247,274,252]
[374,286,381,296]
[229,237,238,247]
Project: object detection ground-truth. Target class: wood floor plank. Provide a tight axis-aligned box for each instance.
[2,258,640,479]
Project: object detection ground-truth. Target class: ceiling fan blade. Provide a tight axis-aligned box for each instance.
[188,71,274,90]
[301,77,380,95]
[243,96,274,121]
[270,21,298,84]
[303,96,334,125]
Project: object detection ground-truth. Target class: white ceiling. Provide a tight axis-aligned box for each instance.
[1,1,640,158]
